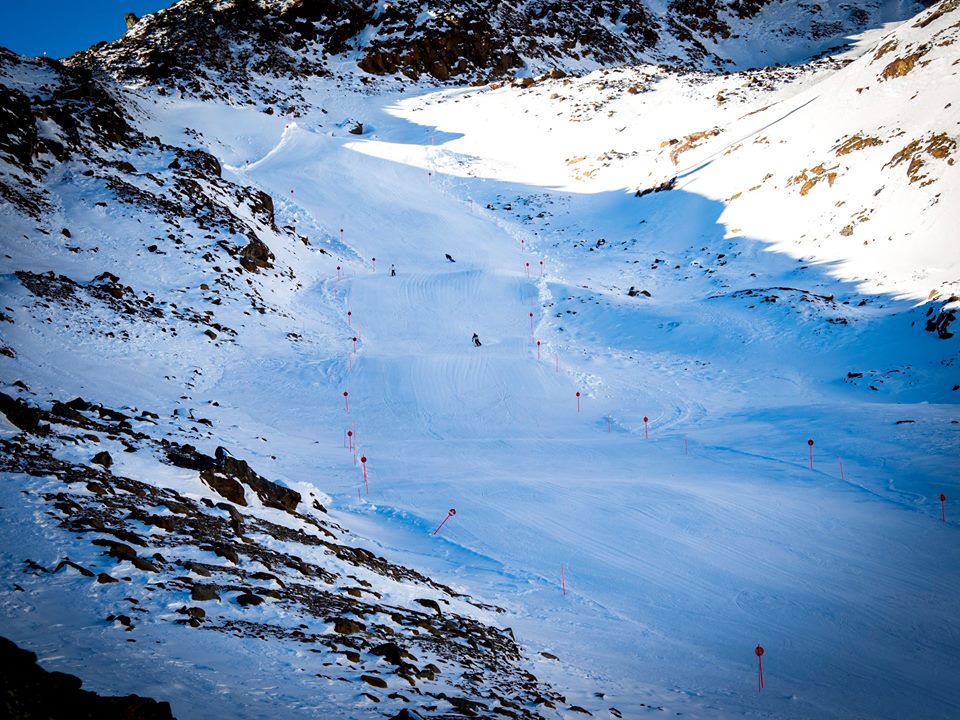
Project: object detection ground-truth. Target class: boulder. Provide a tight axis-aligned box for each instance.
[370,642,405,665]
[333,618,365,635]
[91,451,113,469]
[191,583,220,602]
[0,392,47,435]
[199,468,246,505]
[235,592,264,607]
[239,238,274,272]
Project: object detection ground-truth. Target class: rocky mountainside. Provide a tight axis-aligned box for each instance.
[69,0,931,103]
[1,1,957,719]
[0,39,577,719]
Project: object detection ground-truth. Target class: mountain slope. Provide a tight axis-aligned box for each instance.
[71,0,930,99]
[1,1,958,719]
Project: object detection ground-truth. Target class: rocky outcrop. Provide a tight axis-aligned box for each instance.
[66,0,892,97]
[0,393,570,719]
[167,443,299,511]
[0,635,174,719]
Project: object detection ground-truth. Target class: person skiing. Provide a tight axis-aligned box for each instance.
[472,333,481,347]
[390,264,396,276]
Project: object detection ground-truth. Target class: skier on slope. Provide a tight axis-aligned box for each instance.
[472,333,482,347]
[390,264,396,276]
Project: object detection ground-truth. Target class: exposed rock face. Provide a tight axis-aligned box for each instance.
[0,85,37,168]
[167,443,299,511]
[66,0,900,100]
[239,238,274,272]
[0,635,175,719]
[125,13,140,30]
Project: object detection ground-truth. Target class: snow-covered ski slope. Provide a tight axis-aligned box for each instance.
[1,1,958,719]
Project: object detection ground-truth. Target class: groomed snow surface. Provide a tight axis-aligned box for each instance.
[2,5,959,719]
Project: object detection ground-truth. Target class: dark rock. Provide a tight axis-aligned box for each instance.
[236,591,264,606]
[209,544,239,564]
[388,710,422,720]
[125,13,140,30]
[246,188,275,227]
[414,598,441,615]
[53,559,94,577]
[93,539,138,562]
[203,329,218,340]
[0,392,47,435]
[216,453,300,512]
[0,635,174,718]
[91,451,113,468]
[164,443,215,471]
[333,618,365,635]
[215,502,245,534]
[191,583,220,602]
[349,122,364,135]
[370,642,405,665]
[131,557,160,572]
[239,237,274,272]
[635,176,677,197]
[361,674,388,688]
[97,573,119,584]
[0,86,37,168]
[199,468,246,505]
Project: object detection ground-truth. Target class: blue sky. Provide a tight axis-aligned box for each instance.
[0,1,172,59]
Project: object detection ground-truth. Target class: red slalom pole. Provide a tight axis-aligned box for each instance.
[576,391,581,413]
[941,493,947,522]
[529,311,534,338]
[343,391,349,413]
[839,456,845,481]
[339,227,344,244]
[536,340,541,360]
[347,310,352,326]
[372,257,376,272]
[525,261,530,278]
[643,416,649,440]
[561,564,566,595]
[433,508,457,536]
[352,336,357,352]
[755,644,765,691]
[808,439,814,469]
[539,260,544,277]
[336,265,341,281]
[361,456,368,494]
[347,430,353,450]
